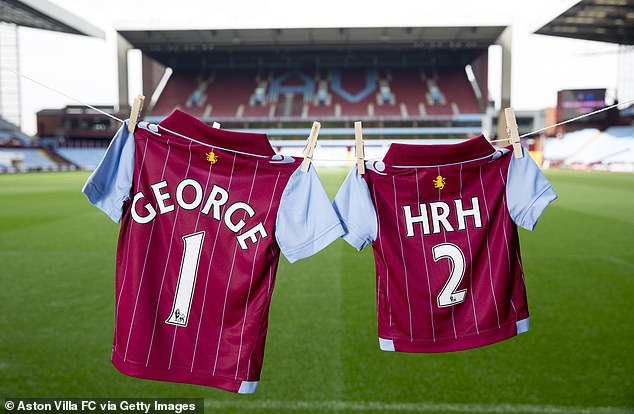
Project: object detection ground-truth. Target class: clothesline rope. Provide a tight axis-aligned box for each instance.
[3,68,126,124]
[488,99,633,143]
[5,66,634,153]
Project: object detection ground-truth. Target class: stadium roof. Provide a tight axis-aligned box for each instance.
[0,0,105,38]
[119,26,507,69]
[119,26,506,52]
[535,0,634,45]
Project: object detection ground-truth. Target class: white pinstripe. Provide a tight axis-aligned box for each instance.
[438,166,459,339]
[372,185,393,327]
[248,175,281,381]
[184,155,214,371]
[194,152,215,231]
[115,136,149,351]
[189,153,237,372]
[212,234,240,374]
[247,243,278,380]
[236,168,281,380]
[233,161,260,379]
[515,248,527,284]
[376,267,382,320]
[124,138,172,361]
[478,167,501,328]
[460,164,480,335]
[267,245,275,295]
[498,168,518,316]
[415,170,435,342]
[166,142,199,369]
[213,159,258,375]
[147,141,193,368]
[393,176,413,342]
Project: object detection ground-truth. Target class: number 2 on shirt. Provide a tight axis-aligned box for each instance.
[433,243,467,308]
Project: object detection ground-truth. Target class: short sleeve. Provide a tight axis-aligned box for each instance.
[506,146,558,231]
[275,165,345,263]
[332,167,378,250]
[81,121,135,223]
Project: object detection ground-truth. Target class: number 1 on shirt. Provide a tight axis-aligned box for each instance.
[166,231,205,327]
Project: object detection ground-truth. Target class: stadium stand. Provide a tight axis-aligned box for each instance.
[149,66,481,121]
[0,149,20,172]
[605,125,634,140]
[56,147,107,170]
[0,117,31,146]
[0,148,59,171]
[152,72,207,118]
[568,126,634,165]
[542,128,600,162]
[543,126,634,170]
[437,69,481,114]
[387,68,425,117]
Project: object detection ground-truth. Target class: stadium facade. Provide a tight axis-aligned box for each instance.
[114,25,510,141]
[1,0,633,172]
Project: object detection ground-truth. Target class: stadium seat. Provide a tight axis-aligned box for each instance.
[0,148,58,171]
[150,66,482,121]
[56,147,107,170]
[542,126,634,169]
[542,129,600,162]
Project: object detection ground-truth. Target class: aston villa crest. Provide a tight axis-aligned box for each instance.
[433,175,446,190]
[206,151,218,164]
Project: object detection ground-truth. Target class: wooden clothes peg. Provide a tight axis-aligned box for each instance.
[128,94,145,133]
[354,121,365,174]
[504,107,523,158]
[300,121,321,172]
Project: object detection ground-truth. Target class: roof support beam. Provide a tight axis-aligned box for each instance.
[496,26,513,138]
[117,33,131,111]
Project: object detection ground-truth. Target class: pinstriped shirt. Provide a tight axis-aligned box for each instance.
[83,114,343,393]
[334,136,557,353]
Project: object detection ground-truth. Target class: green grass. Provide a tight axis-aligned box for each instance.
[0,169,633,413]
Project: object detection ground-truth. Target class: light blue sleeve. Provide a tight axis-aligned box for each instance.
[507,146,558,231]
[275,165,345,263]
[81,121,135,223]
[332,167,378,250]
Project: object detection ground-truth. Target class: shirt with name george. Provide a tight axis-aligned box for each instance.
[83,111,343,393]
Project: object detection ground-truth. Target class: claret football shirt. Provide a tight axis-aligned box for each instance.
[83,112,343,393]
[333,135,557,353]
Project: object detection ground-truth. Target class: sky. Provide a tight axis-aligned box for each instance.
[9,0,627,135]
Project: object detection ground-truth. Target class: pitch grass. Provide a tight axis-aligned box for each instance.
[0,169,632,413]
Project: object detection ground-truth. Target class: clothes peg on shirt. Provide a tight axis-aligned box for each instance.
[300,121,321,172]
[128,95,145,133]
[504,107,523,159]
[354,121,366,174]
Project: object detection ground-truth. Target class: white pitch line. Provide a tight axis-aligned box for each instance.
[602,256,634,270]
[204,400,633,414]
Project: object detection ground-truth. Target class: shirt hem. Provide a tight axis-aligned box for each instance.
[379,317,529,353]
[111,351,257,394]
[82,182,122,223]
[518,186,558,231]
[283,221,344,263]
[338,216,375,251]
